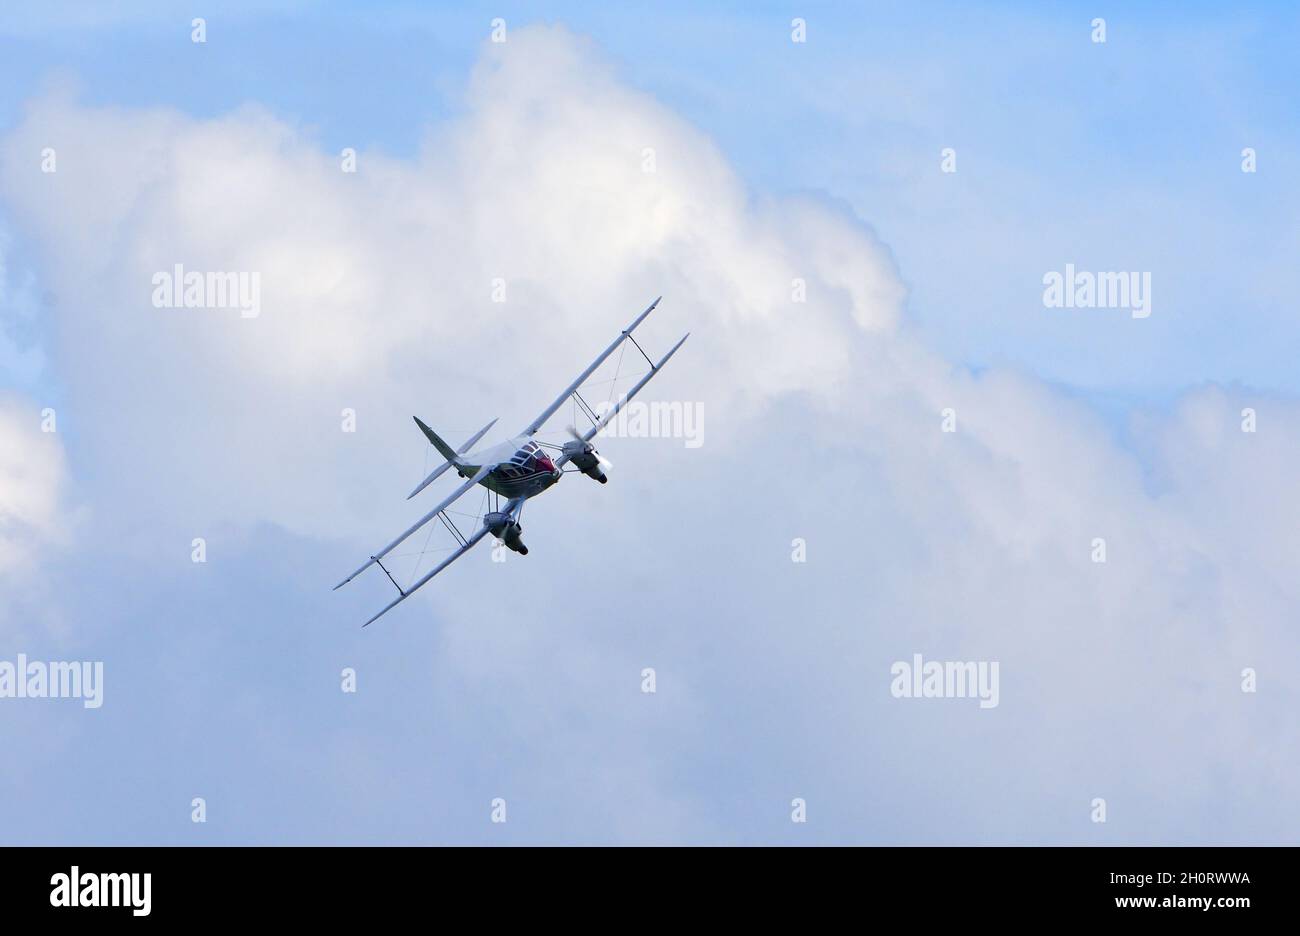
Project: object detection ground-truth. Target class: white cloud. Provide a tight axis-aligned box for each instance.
[0,28,902,550]
[1,25,1296,842]
[0,395,73,647]
[0,226,46,389]
[0,396,67,573]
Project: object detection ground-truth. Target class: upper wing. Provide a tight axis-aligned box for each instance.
[333,463,494,590]
[564,331,690,448]
[520,296,660,436]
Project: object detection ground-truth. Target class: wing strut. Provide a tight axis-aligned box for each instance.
[333,463,493,590]
[360,493,523,628]
[561,331,690,452]
[374,556,405,596]
[521,296,660,436]
[362,525,494,627]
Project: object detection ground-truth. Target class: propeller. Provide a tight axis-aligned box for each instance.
[566,425,612,472]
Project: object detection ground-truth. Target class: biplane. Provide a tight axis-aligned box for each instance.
[333,297,688,626]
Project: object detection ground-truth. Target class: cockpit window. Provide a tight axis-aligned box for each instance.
[508,441,546,469]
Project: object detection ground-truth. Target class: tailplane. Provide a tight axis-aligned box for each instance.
[408,416,498,499]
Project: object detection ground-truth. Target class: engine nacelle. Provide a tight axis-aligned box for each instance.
[561,440,608,484]
[485,512,528,554]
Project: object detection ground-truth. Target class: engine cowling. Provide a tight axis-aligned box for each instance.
[485,512,528,554]
[561,440,609,484]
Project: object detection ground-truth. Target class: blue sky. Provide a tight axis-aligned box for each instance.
[2,3,1298,844]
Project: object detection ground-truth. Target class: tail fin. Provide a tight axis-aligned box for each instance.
[413,417,461,464]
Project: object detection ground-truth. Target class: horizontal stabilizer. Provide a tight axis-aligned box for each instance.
[406,460,454,500]
[407,417,498,499]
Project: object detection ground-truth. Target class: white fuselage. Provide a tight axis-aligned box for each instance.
[460,435,561,500]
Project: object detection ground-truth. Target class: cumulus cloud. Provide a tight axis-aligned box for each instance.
[0,397,67,572]
[0,25,1296,842]
[0,30,900,551]
[0,395,73,647]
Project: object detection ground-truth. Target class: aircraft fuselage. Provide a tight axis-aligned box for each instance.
[460,435,561,500]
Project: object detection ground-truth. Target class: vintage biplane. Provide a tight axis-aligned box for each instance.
[334,298,688,626]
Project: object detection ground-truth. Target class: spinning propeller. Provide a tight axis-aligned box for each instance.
[561,426,611,483]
